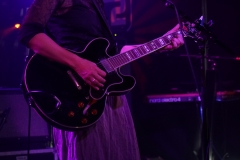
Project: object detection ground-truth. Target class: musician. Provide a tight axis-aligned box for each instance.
[18,0,183,159]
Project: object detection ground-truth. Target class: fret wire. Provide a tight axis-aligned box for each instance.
[129,50,138,59]
[109,51,134,69]
[137,47,144,55]
[121,53,129,66]
[116,54,123,64]
[127,51,134,60]
[133,48,141,57]
[166,33,174,41]
[133,49,141,59]
[128,50,134,59]
[146,42,153,51]
[114,56,121,68]
[116,54,126,67]
[153,39,161,48]
[118,56,125,68]
[119,53,132,66]
[159,37,166,46]
[122,54,128,64]
[162,36,170,44]
[149,41,157,50]
[125,52,132,61]
[113,54,124,68]
[127,51,139,62]
[110,56,118,68]
[134,47,144,58]
[107,31,179,69]
[143,43,151,52]
[150,41,157,50]
[139,46,147,55]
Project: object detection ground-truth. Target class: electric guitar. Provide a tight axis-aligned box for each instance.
[23,22,200,131]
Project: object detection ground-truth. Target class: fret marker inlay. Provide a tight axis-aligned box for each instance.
[159,38,165,45]
[134,49,141,56]
[126,52,132,60]
[151,42,157,49]
[143,45,150,52]
[167,35,172,39]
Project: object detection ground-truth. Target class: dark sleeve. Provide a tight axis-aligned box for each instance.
[18,0,64,47]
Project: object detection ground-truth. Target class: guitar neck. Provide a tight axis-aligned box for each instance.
[108,30,182,69]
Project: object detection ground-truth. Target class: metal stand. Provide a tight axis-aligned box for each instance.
[193,16,236,160]
[165,1,238,159]
[199,45,216,160]
[0,108,11,132]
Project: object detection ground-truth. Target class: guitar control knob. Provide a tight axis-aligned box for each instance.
[68,111,75,117]
[91,109,98,115]
[81,118,88,124]
[78,102,84,108]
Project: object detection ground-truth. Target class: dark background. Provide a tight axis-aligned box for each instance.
[1,0,240,159]
[128,0,240,160]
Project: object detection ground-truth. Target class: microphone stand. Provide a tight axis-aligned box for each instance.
[164,1,238,159]
[191,16,238,160]
[197,26,216,160]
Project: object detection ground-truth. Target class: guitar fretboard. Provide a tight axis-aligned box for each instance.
[108,30,181,69]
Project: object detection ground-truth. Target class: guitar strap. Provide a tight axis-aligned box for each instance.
[91,0,115,41]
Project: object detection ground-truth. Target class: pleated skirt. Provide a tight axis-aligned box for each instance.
[53,95,140,160]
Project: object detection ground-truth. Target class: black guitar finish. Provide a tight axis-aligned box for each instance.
[23,38,135,130]
[23,26,195,130]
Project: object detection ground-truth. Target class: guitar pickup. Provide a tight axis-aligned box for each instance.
[67,70,82,90]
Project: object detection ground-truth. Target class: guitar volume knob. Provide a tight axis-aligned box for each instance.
[91,109,98,115]
[78,102,84,108]
[68,111,75,117]
[81,118,88,124]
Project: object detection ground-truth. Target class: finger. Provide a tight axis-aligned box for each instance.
[164,24,180,36]
[96,68,106,77]
[87,79,100,91]
[171,40,178,48]
[172,24,180,31]
[95,74,106,84]
[163,45,173,50]
[172,38,181,48]
[90,77,104,88]
[93,79,104,88]
[92,85,99,91]
[90,76,105,87]
[178,35,184,45]
[175,32,184,41]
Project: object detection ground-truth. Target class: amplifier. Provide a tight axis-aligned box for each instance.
[0,148,58,160]
[0,88,52,151]
[144,90,240,159]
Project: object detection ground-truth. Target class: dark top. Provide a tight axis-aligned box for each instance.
[18,0,116,53]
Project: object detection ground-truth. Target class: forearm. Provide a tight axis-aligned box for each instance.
[28,33,83,70]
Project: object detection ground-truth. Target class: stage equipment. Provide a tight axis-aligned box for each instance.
[146,91,240,159]
[0,88,52,151]
[165,1,238,159]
